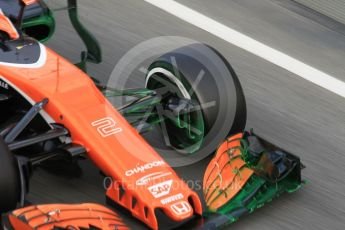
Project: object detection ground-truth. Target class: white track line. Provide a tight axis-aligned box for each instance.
[145,0,345,98]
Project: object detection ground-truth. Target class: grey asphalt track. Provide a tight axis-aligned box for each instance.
[27,0,345,229]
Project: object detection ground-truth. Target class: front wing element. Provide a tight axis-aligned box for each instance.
[202,131,303,228]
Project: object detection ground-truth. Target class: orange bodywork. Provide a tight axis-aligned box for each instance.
[203,133,254,212]
[21,0,38,6]
[0,44,202,229]
[9,203,129,230]
[0,10,19,40]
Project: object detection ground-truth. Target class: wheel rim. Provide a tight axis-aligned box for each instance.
[146,67,205,155]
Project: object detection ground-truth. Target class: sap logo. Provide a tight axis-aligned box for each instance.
[0,81,9,90]
[91,117,122,137]
[136,172,172,186]
[161,193,184,205]
[170,201,192,216]
[148,180,173,198]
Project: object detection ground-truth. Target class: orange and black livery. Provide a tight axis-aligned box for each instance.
[0,1,304,229]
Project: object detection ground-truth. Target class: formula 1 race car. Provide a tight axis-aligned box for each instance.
[0,1,304,229]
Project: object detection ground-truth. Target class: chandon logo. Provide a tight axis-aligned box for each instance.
[125,161,166,177]
[91,117,122,137]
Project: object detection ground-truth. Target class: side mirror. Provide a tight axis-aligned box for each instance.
[67,0,102,72]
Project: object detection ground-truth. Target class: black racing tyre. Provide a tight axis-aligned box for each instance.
[0,137,20,213]
[146,43,246,160]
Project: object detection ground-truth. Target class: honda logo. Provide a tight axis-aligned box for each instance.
[170,201,192,216]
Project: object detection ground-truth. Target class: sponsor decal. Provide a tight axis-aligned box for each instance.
[91,117,122,137]
[170,201,192,216]
[125,161,165,177]
[148,179,173,198]
[0,80,9,90]
[136,171,172,186]
[161,193,184,205]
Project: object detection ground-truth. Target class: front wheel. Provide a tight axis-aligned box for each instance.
[0,137,21,213]
[146,43,246,161]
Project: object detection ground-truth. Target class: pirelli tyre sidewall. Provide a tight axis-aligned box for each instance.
[146,43,247,163]
[0,137,20,213]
